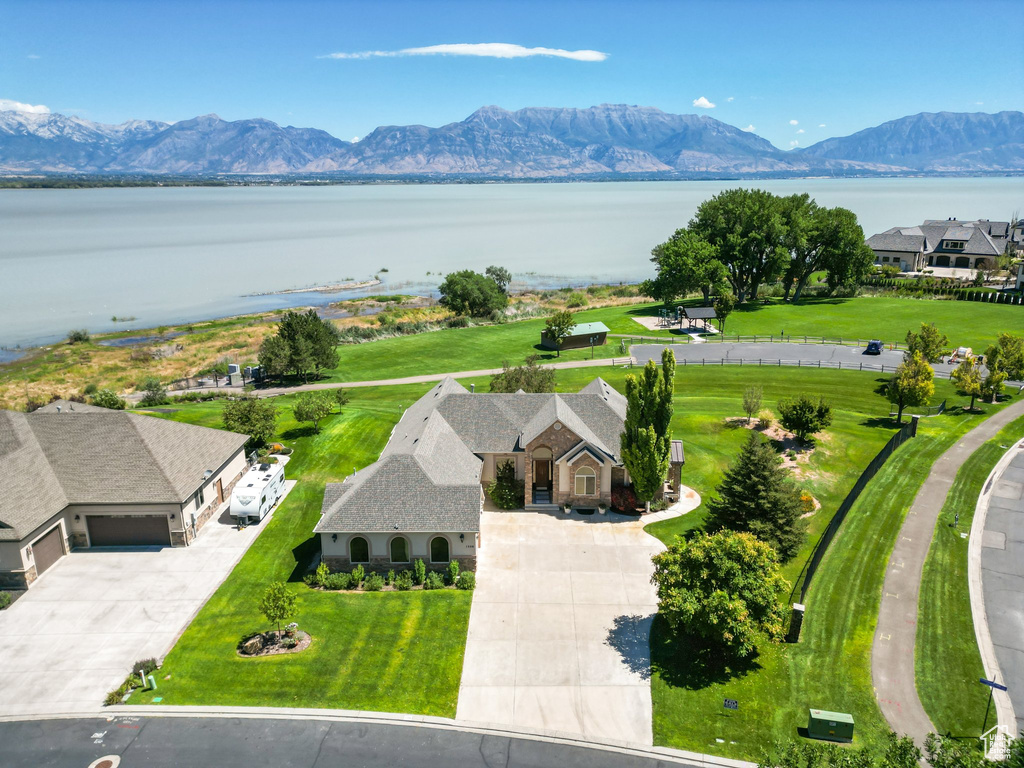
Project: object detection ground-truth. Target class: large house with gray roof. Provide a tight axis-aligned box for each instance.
[867,218,1008,272]
[0,400,249,588]
[316,376,649,571]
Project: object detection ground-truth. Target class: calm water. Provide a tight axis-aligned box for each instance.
[1,178,1021,348]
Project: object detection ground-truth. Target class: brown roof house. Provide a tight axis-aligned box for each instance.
[316,376,642,571]
[0,401,249,588]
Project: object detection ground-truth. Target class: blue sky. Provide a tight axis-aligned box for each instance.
[1,0,1020,149]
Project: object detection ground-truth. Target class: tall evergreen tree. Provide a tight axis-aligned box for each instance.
[705,431,806,562]
[621,349,676,510]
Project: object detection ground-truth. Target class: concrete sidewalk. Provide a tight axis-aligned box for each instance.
[871,398,1024,744]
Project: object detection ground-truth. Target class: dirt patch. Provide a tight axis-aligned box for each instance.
[725,417,821,475]
[237,630,312,658]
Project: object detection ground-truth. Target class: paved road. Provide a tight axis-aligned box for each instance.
[979,442,1024,736]
[0,715,711,767]
[631,342,956,377]
[871,397,1024,745]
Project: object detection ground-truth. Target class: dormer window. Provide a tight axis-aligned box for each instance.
[944,240,965,250]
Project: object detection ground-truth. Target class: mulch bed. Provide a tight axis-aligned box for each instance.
[237,630,312,658]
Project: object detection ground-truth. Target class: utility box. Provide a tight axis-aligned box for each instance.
[807,709,854,742]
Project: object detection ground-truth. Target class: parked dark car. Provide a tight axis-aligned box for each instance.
[865,340,883,355]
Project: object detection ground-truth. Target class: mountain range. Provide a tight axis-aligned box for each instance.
[1,104,1021,178]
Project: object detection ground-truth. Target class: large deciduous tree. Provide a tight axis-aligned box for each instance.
[690,188,790,303]
[888,351,935,423]
[643,228,728,306]
[777,395,833,442]
[489,354,556,393]
[705,431,806,562]
[485,265,512,294]
[986,333,1024,382]
[438,270,508,317]
[292,390,334,435]
[651,530,790,657]
[621,348,676,510]
[780,195,874,301]
[223,396,278,450]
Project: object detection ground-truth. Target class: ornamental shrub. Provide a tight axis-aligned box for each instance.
[350,564,365,586]
[611,485,639,513]
[386,569,395,586]
[413,558,426,585]
[395,570,413,591]
[323,572,352,590]
[455,572,476,591]
[446,560,460,585]
[363,573,384,592]
[423,572,445,590]
[314,561,330,587]
[488,459,524,509]
[0,592,11,610]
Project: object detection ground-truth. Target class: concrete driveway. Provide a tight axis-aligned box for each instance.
[456,507,679,746]
[0,482,294,716]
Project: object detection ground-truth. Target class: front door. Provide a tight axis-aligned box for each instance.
[534,460,550,490]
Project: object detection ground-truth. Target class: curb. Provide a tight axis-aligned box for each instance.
[967,437,1023,754]
[0,706,757,768]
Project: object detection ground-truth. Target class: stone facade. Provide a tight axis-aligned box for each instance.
[69,532,88,549]
[0,565,34,589]
[525,422,589,504]
[555,451,610,507]
[524,423,613,507]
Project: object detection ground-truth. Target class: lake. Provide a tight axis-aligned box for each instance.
[1,177,1020,349]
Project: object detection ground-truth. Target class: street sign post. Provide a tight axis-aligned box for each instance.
[979,678,1009,733]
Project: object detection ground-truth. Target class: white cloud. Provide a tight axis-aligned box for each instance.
[726,96,734,102]
[818,123,826,128]
[742,124,756,132]
[321,43,608,62]
[692,96,715,109]
[0,98,50,114]
[975,101,984,105]
[796,128,805,134]
[789,119,799,125]
[790,140,800,147]
[27,54,40,60]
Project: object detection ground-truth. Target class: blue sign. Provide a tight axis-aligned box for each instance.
[724,698,739,710]
[980,678,1008,691]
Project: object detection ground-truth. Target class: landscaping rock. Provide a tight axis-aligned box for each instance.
[241,635,265,655]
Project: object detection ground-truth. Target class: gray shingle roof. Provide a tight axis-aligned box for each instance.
[317,376,627,534]
[0,407,248,541]
[866,232,925,253]
[870,219,1007,258]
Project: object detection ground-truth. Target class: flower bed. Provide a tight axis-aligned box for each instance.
[237,629,312,657]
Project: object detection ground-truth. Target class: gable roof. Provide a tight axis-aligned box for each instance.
[317,376,628,534]
[0,406,248,541]
[868,219,1006,258]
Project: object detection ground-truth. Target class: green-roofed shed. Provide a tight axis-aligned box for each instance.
[541,321,610,351]
[807,709,854,742]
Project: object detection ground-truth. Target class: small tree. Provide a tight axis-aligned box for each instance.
[488,460,524,509]
[621,426,668,513]
[485,265,512,294]
[223,396,278,449]
[293,391,334,435]
[742,385,763,423]
[258,581,296,637]
[713,292,736,332]
[489,354,556,393]
[986,333,1024,382]
[651,530,789,657]
[950,357,983,411]
[91,389,126,410]
[888,351,935,423]
[438,270,509,317]
[137,377,168,407]
[777,395,833,442]
[904,322,948,363]
[334,388,350,410]
[544,309,576,358]
[620,349,676,511]
[67,329,90,344]
[706,431,806,562]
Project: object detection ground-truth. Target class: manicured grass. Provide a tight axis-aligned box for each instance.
[582,298,1024,351]
[132,383,474,715]
[916,413,1024,737]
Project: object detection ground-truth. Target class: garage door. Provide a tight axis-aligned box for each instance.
[32,526,65,576]
[87,515,171,547]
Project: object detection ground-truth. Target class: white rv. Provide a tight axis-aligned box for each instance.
[229,462,286,522]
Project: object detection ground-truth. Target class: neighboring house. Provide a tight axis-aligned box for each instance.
[317,376,661,571]
[1017,262,1024,292]
[866,218,1007,272]
[540,321,609,351]
[0,400,249,588]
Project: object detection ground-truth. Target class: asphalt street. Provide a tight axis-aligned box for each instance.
[0,716,700,768]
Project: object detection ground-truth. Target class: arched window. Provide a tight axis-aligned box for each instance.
[575,466,597,496]
[349,536,369,564]
[390,536,410,564]
[430,536,450,563]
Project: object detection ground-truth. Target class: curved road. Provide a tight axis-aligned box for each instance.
[0,713,724,768]
[871,397,1024,745]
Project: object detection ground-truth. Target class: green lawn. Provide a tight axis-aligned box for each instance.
[579,298,1024,351]
[916,413,1024,738]
[640,379,1015,758]
[131,383,474,715]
